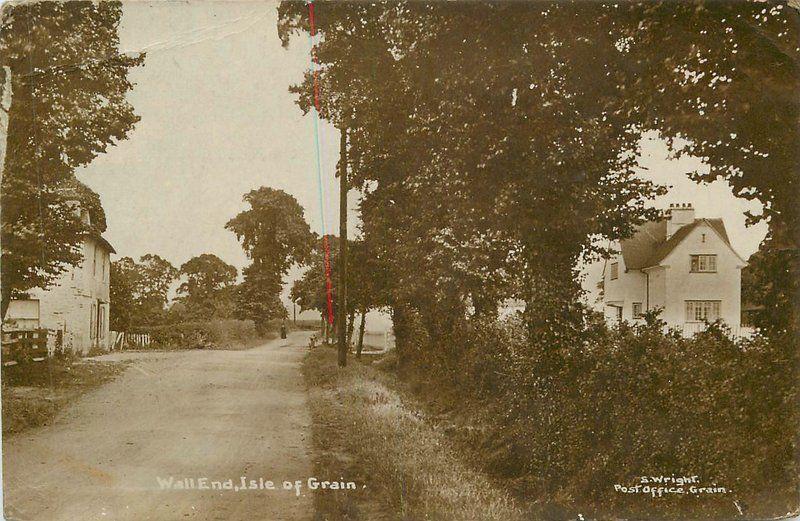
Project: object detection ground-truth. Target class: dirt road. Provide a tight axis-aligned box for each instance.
[2,331,315,521]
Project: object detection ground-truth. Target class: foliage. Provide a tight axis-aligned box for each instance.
[742,238,799,337]
[0,1,143,319]
[278,1,670,357]
[109,257,135,331]
[279,0,798,357]
[110,254,178,328]
[398,316,798,520]
[277,4,800,517]
[234,265,287,334]
[131,319,274,350]
[176,253,237,320]
[226,187,315,331]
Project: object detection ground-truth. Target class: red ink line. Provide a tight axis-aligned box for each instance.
[308,1,334,325]
[322,235,334,325]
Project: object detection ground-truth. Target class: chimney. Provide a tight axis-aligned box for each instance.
[64,199,91,226]
[666,203,695,238]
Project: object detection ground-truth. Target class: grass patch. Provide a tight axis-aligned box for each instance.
[2,356,127,434]
[303,345,524,520]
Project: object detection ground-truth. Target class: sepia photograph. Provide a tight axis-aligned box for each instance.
[0,1,798,520]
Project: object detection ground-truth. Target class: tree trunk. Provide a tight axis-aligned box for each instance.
[0,68,12,322]
[1,284,12,322]
[337,124,348,367]
[356,308,367,358]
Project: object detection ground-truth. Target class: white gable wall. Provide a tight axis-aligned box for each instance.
[660,222,743,327]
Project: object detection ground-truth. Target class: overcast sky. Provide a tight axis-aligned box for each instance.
[77,1,768,317]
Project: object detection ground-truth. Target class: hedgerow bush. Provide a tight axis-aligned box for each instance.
[400,316,798,520]
[132,319,274,350]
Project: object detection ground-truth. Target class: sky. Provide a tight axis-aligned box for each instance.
[76,1,768,322]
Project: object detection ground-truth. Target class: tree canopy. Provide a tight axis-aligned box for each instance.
[176,253,237,319]
[226,187,315,331]
[279,1,798,350]
[0,1,143,319]
[110,254,178,328]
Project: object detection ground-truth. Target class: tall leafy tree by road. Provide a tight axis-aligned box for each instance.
[226,187,315,333]
[0,2,144,319]
[279,1,798,357]
[110,254,178,328]
[176,254,237,319]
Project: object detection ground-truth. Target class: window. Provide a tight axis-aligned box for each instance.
[632,302,643,318]
[610,262,619,280]
[685,300,721,322]
[616,306,623,321]
[690,254,717,272]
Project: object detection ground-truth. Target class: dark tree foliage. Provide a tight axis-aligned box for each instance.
[0,1,143,319]
[226,187,315,332]
[109,254,178,328]
[279,2,798,517]
[291,235,384,326]
[279,1,668,353]
[176,253,237,320]
[742,238,799,337]
[109,257,135,332]
[279,0,798,349]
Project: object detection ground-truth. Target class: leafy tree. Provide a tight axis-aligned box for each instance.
[135,254,179,323]
[742,239,799,337]
[279,1,798,358]
[176,253,237,319]
[235,267,286,334]
[279,2,665,357]
[0,1,143,319]
[110,254,178,327]
[226,187,315,332]
[109,257,136,331]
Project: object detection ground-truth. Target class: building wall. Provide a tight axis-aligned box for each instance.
[645,265,667,312]
[660,222,744,328]
[602,247,647,322]
[602,221,744,328]
[20,237,112,354]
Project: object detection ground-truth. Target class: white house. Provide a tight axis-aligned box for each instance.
[601,203,748,333]
[4,206,115,354]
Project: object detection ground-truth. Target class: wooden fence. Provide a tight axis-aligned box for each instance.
[109,331,151,350]
[1,329,60,366]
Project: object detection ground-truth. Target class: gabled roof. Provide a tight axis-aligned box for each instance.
[95,234,116,254]
[621,218,735,270]
[86,231,116,254]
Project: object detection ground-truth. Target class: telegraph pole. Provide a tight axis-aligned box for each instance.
[337,124,348,367]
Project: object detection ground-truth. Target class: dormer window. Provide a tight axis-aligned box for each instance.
[690,254,717,273]
[610,262,619,280]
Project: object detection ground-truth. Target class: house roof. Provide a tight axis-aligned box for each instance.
[91,232,116,254]
[621,218,734,270]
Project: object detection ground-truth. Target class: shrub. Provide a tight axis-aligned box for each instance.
[398,317,798,520]
[131,319,274,350]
